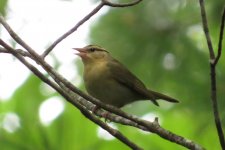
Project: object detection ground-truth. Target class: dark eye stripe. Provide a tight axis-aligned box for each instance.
[89,48,96,52]
[88,47,108,53]
[85,45,109,53]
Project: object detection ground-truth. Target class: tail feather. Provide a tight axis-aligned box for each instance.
[150,90,179,103]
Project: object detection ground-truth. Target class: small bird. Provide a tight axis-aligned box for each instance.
[74,45,179,108]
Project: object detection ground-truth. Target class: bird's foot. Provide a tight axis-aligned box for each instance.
[92,105,100,114]
[91,106,110,122]
[102,111,111,123]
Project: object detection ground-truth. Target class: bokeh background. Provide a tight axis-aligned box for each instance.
[0,0,224,149]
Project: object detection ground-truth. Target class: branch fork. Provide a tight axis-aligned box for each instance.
[199,0,225,149]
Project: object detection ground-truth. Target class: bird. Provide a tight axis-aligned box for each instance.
[73,45,179,108]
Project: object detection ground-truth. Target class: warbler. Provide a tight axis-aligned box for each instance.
[74,45,179,108]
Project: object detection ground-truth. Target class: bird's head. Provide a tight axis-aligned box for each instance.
[73,45,110,65]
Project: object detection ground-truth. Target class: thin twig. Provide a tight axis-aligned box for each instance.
[0,47,32,58]
[215,7,225,65]
[42,0,143,58]
[199,0,215,61]
[0,39,143,150]
[0,16,39,58]
[103,0,142,7]
[199,1,225,149]
[41,2,105,58]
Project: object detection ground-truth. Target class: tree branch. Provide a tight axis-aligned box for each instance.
[199,0,215,61]
[199,0,225,149]
[215,7,225,65]
[103,0,142,7]
[41,0,142,58]
[0,47,32,58]
[41,2,105,58]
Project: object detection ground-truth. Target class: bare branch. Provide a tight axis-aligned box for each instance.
[0,47,32,58]
[0,16,40,60]
[102,0,142,7]
[215,7,225,65]
[41,0,143,58]
[199,0,215,61]
[0,47,8,53]
[199,1,225,149]
[210,66,225,149]
[64,85,203,150]
[58,83,143,150]
[41,2,105,58]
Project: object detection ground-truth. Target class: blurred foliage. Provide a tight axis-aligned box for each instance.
[0,0,7,15]
[89,0,225,149]
[0,0,225,150]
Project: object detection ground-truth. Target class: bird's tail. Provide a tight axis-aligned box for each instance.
[149,90,179,106]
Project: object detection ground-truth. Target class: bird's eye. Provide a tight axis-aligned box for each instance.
[89,48,96,52]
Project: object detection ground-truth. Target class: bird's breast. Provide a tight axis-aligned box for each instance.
[83,62,139,107]
[83,61,110,96]
[84,61,109,84]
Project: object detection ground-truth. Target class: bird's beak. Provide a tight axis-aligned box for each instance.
[73,48,87,57]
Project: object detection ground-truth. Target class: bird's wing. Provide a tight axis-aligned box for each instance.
[107,59,159,106]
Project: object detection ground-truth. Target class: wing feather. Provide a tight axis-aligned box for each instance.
[107,59,159,106]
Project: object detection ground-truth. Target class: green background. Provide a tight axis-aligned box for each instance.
[0,0,225,149]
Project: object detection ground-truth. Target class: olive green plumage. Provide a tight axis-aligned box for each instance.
[74,45,179,108]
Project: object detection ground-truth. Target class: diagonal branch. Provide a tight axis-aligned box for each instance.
[41,2,105,58]
[103,0,142,7]
[41,0,143,58]
[0,47,32,58]
[0,16,39,59]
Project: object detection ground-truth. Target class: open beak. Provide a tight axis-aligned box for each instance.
[73,48,87,57]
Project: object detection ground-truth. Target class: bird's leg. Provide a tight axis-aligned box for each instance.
[92,105,100,114]
[91,105,111,122]
[102,112,111,123]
